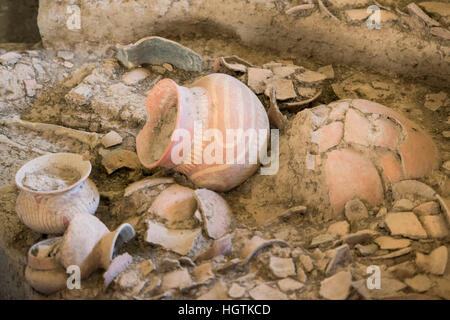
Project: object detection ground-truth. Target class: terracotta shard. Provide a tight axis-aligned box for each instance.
[325,148,384,217]
[267,88,287,130]
[161,268,193,291]
[149,184,197,224]
[124,177,174,197]
[374,236,411,250]
[240,236,290,265]
[371,247,413,260]
[380,151,404,183]
[145,220,203,256]
[191,262,214,283]
[344,109,371,146]
[194,189,232,239]
[100,149,141,174]
[407,3,440,26]
[385,212,428,239]
[196,234,232,262]
[320,271,352,300]
[249,284,288,300]
[437,195,450,225]
[392,180,436,201]
[116,36,203,72]
[103,253,133,288]
[351,99,439,179]
[311,121,344,153]
[416,246,448,275]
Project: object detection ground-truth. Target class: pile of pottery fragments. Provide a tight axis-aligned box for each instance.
[4,31,449,300]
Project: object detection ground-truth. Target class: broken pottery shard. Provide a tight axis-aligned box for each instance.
[101,131,123,148]
[228,283,246,298]
[317,65,335,79]
[103,253,133,288]
[371,247,413,260]
[247,67,273,94]
[267,88,287,130]
[191,263,214,283]
[269,257,296,278]
[249,284,288,300]
[100,149,141,174]
[325,244,352,276]
[320,271,352,300]
[197,281,228,300]
[196,234,232,262]
[437,195,450,226]
[387,261,417,280]
[404,274,433,293]
[116,36,203,72]
[416,246,448,275]
[413,201,440,216]
[345,9,370,22]
[137,259,155,277]
[240,236,290,265]
[217,56,252,73]
[352,277,406,299]
[374,236,411,250]
[310,233,337,248]
[285,4,315,16]
[145,220,202,256]
[407,3,440,26]
[344,198,369,222]
[392,180,436,201]
[124,177,174,197]
[328,221,350,237]
[325,148,384,217]
[392,199,415,212]
[150,184,197,224]
[424,91,448,111]
[430,27,450,40]
[419,215,449,238]
[295,69,327,83]
[161,268,193,291]
[194,189,232,239]
[385,212,428,239]
[277,278,305,293]
[264,78,297,100]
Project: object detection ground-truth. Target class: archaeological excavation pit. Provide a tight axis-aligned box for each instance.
[0,0,449,302]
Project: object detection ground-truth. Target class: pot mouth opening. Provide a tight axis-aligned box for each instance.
[109,224,135,261]
[137,78,181,169]
[15,153,92,195]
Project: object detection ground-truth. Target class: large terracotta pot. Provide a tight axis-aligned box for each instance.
[136,73,270,192]
[15,153,99,234]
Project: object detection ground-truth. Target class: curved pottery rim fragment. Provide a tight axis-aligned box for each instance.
[15,152,92,196]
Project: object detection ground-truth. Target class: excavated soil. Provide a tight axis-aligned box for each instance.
[0,3,449,300]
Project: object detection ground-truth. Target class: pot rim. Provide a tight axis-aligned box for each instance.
[137,78,183,169]
[15,152,92,195]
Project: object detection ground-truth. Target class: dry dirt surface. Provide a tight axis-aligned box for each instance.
[0,0,449,300]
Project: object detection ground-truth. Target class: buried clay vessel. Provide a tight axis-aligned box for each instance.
[25,214,135,295]
[15,153,100,234]
[136,73,270,192]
